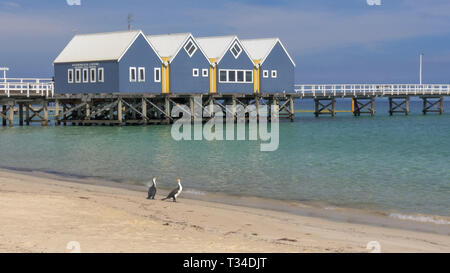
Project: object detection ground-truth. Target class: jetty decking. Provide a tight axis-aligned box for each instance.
[1,79,449,127]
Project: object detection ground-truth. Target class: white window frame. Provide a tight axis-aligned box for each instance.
[90,68,96,83]
[129,67,137,82]
[271,70,278,78]
[184,39,198,57]
[263,70,269,78]
[245,70,253,83]
[219,69,228,83]
[192,68,199,77]
[154,67,161,83]
[75,69,81,83]
[98,68,104,82]
[68,69,74,83]
[230,41,242,59]
[202,68,209,77]
[82,68,89,83]
[138,67,146,82]
[218,69,253,83]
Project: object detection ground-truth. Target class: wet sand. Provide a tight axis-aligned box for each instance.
[0,170,449,253]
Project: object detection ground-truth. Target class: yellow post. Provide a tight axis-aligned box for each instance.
[161,57,170,94]
[253,60,260,94]
[352,98,355,113]
[209,58,217,94]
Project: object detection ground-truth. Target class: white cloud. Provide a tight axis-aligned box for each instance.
[1,1,20,8]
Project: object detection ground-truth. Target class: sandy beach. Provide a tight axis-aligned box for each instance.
[0,169,449,253]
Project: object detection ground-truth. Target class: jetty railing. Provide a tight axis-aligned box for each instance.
[0,78,54,98]
[294,84,450,97]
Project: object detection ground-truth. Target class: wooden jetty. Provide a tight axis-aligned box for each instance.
[1,80,449,127]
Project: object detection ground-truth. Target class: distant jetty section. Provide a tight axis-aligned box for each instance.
[0,79,449,127]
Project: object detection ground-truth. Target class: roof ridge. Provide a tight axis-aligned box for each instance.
[196,35,236,40]
[74,29,142,37]
[241,37,279,41]
[147,32,191,37]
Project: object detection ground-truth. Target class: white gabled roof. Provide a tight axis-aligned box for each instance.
[54,30,158,64]
[241,38,296,67]
[197,35,254,64]
[146,33,191,61]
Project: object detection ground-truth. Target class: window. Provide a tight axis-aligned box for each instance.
[129,67,137,82]
[75,69,81,83]
[245,71,253,83]
[271,70,277,78]
[154,67,161,82]
[230,41,242,58]
[68,69,74,83]
[263,70,269,78]
[184,39,197,57]
[237,71,244,82]
[219,70,227,82]
[138,67,146,82]
[83,69,89,83]
[90,68,96,83]
[202,69,209,77]
[228,70,236,82]
[192,68,199,77]
[218,69,253,83]
[98,68,104,82]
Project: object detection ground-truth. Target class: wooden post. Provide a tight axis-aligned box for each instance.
[2,105,6,126]
[389,97,393,116]
[289,96,295,122]
[314,99,319,117]
[370,97,375,116]
[55,100,60,126]
[232,96,237,122]
[440,96,444,115]
[8,102,14,127]
[190,96,195,123]
[422,97,427,115]
[85,102,90,121]
[19,103,23,126]
[272,97,278,121]
[405,97,410,116]
[25,104,30,126]
[63,104,67,126]
[255,95,260,121]
[209,97,214,118]
[165,96,171,122]
[142,97,147,125]
[331,98,336,117]
[42,101,48,126]
[118,99,123,124]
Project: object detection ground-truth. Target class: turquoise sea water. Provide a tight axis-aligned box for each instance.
[0,99,449,219]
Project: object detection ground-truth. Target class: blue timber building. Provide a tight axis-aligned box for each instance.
[53,30,162,94]
[147,33,211,94]
[242,38,296,93]
[197,36,255,94]
[53,30,296,95]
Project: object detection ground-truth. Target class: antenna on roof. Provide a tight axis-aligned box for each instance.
[127,13,133,30]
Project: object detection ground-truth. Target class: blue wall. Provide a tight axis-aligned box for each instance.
[170,39,210,93]
[119,34,162,93]
[260,42,295,93]
[217,39,254,93]
[54,61,119,94]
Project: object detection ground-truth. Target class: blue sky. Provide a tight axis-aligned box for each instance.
[1,0,450,83]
